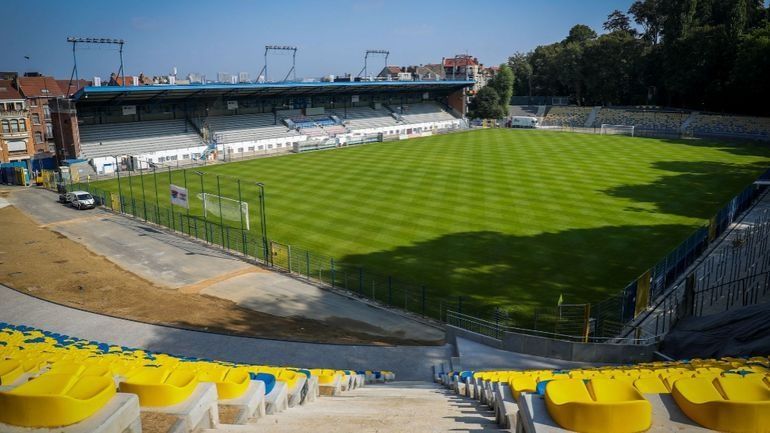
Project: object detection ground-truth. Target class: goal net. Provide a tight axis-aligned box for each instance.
[197,193,250,230]
[600,124,635,136]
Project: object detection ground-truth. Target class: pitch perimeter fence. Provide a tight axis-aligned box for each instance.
[62,164,770,342]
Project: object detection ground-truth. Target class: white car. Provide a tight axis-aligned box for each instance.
[66,191,96,210]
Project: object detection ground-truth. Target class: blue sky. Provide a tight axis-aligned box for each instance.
[6,0,639,81]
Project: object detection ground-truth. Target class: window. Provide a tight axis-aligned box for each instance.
[1,120,8,133]
[43,106,51,119]
[29,99,37,107]
[258,145,264,150]
[46,123,53,136]
[32,113,40,125]
[182,154,189,160]
[247,146,255,152]
[18,120,26,132]
[238,148,244,153]
[35,132,43,142]
[10,120,19,133]
[268,144,273,149]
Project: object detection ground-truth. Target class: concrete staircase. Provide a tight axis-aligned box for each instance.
[585,106,601,128]
[680,111,699,132]
[205,382,501,433]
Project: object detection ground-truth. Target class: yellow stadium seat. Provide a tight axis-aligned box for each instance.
[198,366,250,400]
[0,374,115,427]
[545,378,652,433]
[119,367,197,406]
[0,359,24,385]
[672,377,770,433]
[509,376,537,400]
[634,377,670,394]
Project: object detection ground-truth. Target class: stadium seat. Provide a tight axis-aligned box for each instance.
[672,376,770,433]
[633,376,670,394]
[545,378,652,433]
[197,366,251,400]
[118,367,198,406]
[0,374,115,427]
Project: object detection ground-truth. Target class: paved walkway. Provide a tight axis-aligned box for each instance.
[8,188,443,341]
[212,382,501,433]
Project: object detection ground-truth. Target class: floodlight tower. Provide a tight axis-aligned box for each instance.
[258,45,298,83]
[66,37,126,94]
[358,50,390,78]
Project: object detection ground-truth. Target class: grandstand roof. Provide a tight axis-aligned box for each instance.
[71,80,473,104]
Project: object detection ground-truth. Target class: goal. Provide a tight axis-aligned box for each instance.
[600,124,635,137]
[197,193,250,230]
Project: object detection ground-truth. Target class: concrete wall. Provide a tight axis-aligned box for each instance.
[447,325,657,364]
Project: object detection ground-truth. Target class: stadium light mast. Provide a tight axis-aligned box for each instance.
[66,37,126,95]
[257,45,298,83]
[358,50,390,78]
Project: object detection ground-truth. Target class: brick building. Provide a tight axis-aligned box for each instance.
[15,75,65,155]
[0,81,35,164]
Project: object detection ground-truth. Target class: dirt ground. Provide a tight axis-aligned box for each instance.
[0,204,441,346]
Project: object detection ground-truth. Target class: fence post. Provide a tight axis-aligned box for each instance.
[359,268,364,295]
[388,276,393,304]
[421,285,426,316]
[330,258,335,288]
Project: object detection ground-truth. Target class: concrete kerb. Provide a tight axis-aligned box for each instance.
[81,188,446,336]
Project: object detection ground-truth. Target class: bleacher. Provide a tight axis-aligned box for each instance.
[79,119,206,159]
[0,322,394,431]
[397,102,457,124]
[333,106,400,130]
[541,106,593,127]
[691,114,770,137]
[593,108,686,131]
[439,356,769,433]
[205,113,299,144]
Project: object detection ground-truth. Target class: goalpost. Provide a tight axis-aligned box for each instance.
[600,124,635,137]
[197,193,250,230]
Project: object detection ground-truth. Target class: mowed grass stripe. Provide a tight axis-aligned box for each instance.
[93,129,770,314]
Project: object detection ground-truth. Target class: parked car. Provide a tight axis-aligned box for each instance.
[64,190,96,210]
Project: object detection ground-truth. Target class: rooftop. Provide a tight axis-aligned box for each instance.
[72,80,474,104]
[16,76,65,98]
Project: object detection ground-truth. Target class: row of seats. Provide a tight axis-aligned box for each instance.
[395,102,457,124]
[0,322,394,431]
[204,113,300,144]
[541,106,593,127]
[438,355,769,433]
[593,109,685,131]
[690,114,770,136]
[79,119,207,159]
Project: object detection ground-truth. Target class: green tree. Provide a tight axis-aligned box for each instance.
[507,52,533,96]
[488,64,514,114]
[629,0,663,44]
[730,23,770,114]
[564,24,598,44]
[468,86,504,119]
[604,9,636,35]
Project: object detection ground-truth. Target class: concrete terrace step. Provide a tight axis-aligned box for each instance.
[204,381,503,433]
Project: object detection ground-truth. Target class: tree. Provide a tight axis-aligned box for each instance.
[468,86,504,119]
[488,64,514,115]
[507,52,533,96]
[604,9,636,35]
[564,24,597,44]
[730,23,770,114]
[629,0,663,44]
[556,42,586,104]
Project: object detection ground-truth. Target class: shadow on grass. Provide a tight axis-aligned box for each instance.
[338,224,696,318]
[604,160,769,219]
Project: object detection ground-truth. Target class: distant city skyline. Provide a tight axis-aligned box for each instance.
[6,0,638,81]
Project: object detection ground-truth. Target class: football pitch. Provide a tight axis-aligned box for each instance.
[91,129,770,316]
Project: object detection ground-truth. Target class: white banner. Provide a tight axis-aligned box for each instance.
[122,105,136,115]
[227,100,238,110]
[170,184,189,209]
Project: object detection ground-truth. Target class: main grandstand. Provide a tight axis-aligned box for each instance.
[57,81,469,173]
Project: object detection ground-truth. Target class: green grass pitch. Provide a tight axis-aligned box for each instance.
[91,129,770,317]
